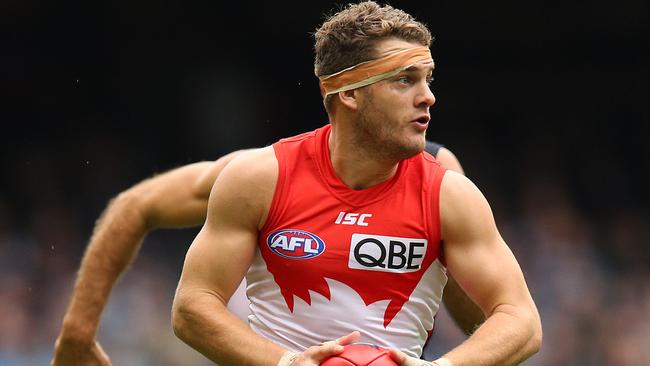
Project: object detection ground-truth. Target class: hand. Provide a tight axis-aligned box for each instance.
[289,331,361,366]
[388,348,432,366]
[51,336,111,366]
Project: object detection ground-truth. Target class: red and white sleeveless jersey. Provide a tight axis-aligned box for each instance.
[247,124,447,357]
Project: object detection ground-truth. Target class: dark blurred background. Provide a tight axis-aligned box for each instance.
[1,0,648,365]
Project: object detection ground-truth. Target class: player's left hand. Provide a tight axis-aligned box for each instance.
[51,336,111,366]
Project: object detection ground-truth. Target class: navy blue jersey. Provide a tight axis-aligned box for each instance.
[424,141,443,157]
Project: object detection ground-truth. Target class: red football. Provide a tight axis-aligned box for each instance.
[320,344,398,366]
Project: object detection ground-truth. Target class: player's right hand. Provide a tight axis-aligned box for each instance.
[281,331,361,366]
[51,336,111,366]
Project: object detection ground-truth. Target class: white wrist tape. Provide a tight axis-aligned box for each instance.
[403,356,433,366]
[277,351,299,366]
[432,357,453,366]
[403,355,453,366]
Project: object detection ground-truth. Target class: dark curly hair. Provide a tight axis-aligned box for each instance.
[314,1,432,78]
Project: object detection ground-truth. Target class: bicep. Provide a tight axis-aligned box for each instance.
[177,148,277,303]
[441,173,532,315]
[178,214,258,304]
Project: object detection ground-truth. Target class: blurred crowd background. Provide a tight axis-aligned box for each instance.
[1,1,648,365]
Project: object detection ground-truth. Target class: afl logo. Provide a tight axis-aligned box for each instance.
[267,229,326,260]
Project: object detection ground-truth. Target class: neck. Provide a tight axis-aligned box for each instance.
[328,124,399,190]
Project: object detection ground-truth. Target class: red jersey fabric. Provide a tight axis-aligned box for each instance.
[248,124,448,356]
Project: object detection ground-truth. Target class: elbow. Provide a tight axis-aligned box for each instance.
[529,318,543,355]
[171,289,230,350]
[171,294,194,343]
[500,303,543,358]
[111,188,142,211]
[524,310,543,357]
[110,188,151,229]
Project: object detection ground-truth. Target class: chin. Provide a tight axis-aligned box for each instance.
[406,135,427,154]
[390,139,425,161]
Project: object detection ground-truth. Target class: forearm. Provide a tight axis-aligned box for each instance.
[173,288,286,365]
[442,276,486,335]
[442,304,541,366]
[60,192,149,340]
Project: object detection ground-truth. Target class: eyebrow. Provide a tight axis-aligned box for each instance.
[404,64,434,74]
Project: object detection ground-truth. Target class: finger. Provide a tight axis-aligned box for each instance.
[334,330,361,346]
[389,348,430,366]
[388,348,409,364]
[306,331,362,362]
[306,341,345,362]
[94,342,112,366]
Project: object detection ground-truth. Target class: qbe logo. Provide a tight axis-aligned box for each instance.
[348,234,427,273]
[267,229,326,260]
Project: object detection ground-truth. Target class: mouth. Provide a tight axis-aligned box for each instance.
[411,115,430,131]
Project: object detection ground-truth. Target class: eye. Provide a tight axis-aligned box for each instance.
[426,76,434,86]
[397,75,412,84]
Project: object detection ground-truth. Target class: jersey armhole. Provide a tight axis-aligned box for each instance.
[261,143,288,233]
[423,164,447,267]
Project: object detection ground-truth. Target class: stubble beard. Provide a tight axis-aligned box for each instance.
[353,96,425,162]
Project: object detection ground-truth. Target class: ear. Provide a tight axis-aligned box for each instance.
[337,89,358,110]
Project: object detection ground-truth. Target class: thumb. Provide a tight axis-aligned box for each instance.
[388,348,425,366]
[309,331,360,362]
[334,331,361,346]
[309,342,345,362]
[388,348,407,363]
[94,342,111,365]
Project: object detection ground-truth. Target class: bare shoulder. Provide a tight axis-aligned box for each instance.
[207,146,278,229]
[440,170,481,201]
[217,146,278,185]
[193,148,257,199]
[440,171,495,239]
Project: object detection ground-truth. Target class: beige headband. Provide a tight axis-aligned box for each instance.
[319,46,433,96]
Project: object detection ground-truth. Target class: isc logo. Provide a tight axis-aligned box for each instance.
[267,229,326,260]
[348,234,427,273]
[334,211,372,226]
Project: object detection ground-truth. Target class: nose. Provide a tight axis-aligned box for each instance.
[416,81,436,108]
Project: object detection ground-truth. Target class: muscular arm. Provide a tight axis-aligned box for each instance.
[172,148,355,365]
[437,172,542,365]
[52,150,246,365]
[434,147,486,335]
[171,148,288,365]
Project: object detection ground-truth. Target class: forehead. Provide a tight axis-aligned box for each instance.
[374,37,427,57]
[373,38,434,74]
[405,63,434,75]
